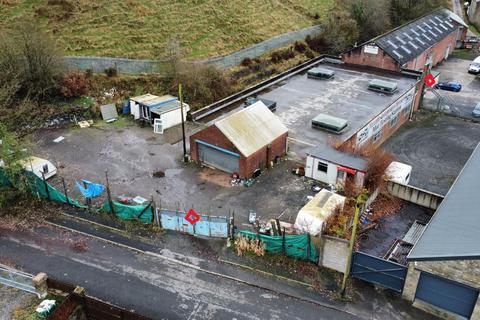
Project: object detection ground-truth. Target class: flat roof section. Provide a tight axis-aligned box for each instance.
[257,63,417,155]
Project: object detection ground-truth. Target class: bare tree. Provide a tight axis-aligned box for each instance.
[0,22,65,104]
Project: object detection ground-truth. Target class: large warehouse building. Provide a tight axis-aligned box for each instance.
[189,101,288,178]
[403,144,480,320]
[342,9,467,72]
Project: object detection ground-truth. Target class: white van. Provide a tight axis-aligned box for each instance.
[468,56,480,75]
[385,161,412,185]
[18,156,57,180]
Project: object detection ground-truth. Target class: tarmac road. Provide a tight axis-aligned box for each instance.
[0,225,359,320]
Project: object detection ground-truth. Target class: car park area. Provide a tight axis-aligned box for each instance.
[383,110,480,195]
[423,57,480,121]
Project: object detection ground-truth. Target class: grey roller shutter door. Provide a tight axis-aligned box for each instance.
[198,143,239,173]
[415,272,479,318]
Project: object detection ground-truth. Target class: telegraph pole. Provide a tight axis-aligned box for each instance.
[341,194,366,297]
[178,84,188,162]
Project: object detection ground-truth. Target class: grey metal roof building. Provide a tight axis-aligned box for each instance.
[306,144,368,171]
[374,10,461,65]
[408,143,480,261]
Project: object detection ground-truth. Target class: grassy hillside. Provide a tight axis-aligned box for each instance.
[0,0,332,59]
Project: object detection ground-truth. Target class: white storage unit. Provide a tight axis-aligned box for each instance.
[18,156,57,180]
[129,94,189,129]
[305,144,367,188]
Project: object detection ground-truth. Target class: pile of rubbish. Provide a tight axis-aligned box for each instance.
[36,300,57,318]
[230,173,254,187]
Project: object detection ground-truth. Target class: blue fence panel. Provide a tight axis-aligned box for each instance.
[195,215,211,236]
[160,210,179,231]
[210,216,228,238]
[177,212,195,234]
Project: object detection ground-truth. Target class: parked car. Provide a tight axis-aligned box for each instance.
[434,82,462,92]
[472,102,480,118]
[468,56,480,75]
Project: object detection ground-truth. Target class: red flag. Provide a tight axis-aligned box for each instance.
[424,73,436,87]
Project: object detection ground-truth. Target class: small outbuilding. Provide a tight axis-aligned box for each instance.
[189,101,288,178]
[305,144,368,188]
[129,94,189,130]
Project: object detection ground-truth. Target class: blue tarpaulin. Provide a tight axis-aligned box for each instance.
[75,180,105,198]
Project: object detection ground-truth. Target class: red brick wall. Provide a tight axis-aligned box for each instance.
[343,30,459,72]
[189,125,287,178]
[189,125,239,162]
[240,132,288,177]
[342,46,400,72]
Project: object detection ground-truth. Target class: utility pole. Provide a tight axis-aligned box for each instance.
[341,194,366,297]
[178,84,188,162]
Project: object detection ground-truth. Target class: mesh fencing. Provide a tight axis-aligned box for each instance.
[65,25,322,74]
[238,230,318,263]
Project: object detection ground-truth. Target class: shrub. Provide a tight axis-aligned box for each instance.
[234,235,266,256]
[304,49,315,59]
[104,66,118,77]
[313,13,320,20]
[306,34,328,53]
[270,51,282,63]
[60,71,88,98]
[84,69,93,78]
[271,48,295,64]
[241,57,253,67]
[294,41,307,53]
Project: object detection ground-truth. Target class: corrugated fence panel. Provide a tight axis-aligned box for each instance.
[160,210,179,231]
[210,216,228,238]
[195,216,210,236]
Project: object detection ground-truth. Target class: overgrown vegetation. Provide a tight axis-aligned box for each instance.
[234,235,266,257]
[0,0,333,59]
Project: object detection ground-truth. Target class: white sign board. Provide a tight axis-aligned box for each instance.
[364,45,379,55]
[356,87,415,146]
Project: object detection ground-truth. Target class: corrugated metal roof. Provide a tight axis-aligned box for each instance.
[215,101,288,157]
[408,143,480,261]
[150,101,190,116]
[402,220,426,245]
[130,94,177,108]
[306,144,368,171]
[368,9,463,65]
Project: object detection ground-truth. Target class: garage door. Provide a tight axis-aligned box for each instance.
[415,272,479,318]
[197,141,240,173]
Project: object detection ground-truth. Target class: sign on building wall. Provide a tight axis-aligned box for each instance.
[364,44,379,55]
[356,87,415,146]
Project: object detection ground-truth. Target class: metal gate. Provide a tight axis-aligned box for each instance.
[350,252,407,293]
[158,209,229,238]
[415,272,479,318]
[0,265,37,296]
[197,140,240,173]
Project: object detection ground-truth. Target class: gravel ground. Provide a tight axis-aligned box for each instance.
[0,284,38,320]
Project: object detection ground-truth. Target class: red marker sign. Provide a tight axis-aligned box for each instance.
[185,208,200,225]
[424,73,436,87]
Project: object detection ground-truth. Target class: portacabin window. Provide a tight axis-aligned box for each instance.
[317,161,328,173]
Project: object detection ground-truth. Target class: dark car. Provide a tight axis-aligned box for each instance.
[434,81,462,92]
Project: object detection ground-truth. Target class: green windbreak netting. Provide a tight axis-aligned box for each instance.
[0,168,12,187]
[238,230,318,263]
[100,200,152,224]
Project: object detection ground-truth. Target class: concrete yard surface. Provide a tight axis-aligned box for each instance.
[383,111,480,195]
[29,121,315,224]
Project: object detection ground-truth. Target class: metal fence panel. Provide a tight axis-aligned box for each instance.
[160,210,179,231]
[210,217,228,238]
[0,266,37,296]
[350,251,407,293]
[195,215,211,236]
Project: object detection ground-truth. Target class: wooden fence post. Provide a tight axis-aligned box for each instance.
[105,171,115,215]
[61,177,70,206]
